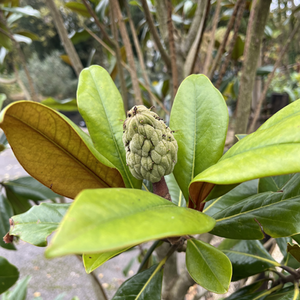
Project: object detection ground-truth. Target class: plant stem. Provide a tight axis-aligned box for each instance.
[84,26,170,114]
[137,240,162,273]
[166,0,178,102]
[152,177,172,201]
[110,0,143,105]
[215,0,246,89]
[124,1,154,106]
[203,0,222,75]
[110,3,128,111]
[140,0,171,70]
[82,0,114,46]
[47,0,83,77]
[208,0,244,79]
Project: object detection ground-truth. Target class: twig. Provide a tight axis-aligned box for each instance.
[166,0,178,101]
[124,1,154,106]
[215,0,246,89]
[81,0,114,45]
[208,0,245,79]
[248,20,300,133]
[110,0,143,105]
[137,240,162,273]
[140,0,171,70]
[110,3,128,111]
[203,0,222,75]
[152,177,172,201]
[190,0,210,75]
[84,27,170,114]
[47,0,83,77]
[263,238,275,249]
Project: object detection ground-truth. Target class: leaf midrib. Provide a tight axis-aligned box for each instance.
[222,250,279,266]
[7,113,110,188]
[215,193,300,222]
[89,71,134,188]
[190,240,224,291]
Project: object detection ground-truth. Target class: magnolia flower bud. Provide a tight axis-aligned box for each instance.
[123,105,178,183]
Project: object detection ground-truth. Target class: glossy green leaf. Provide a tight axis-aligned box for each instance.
[1,276,31,300]
[0,101,125,199]
[276,237,299,268]
[112,264,163,300]
[219,240,279,281]
[165,173,186,207]
[45,189,216,258]
[40,98,78,112]
[83,246,132,273]
[223,280,267,300]
[170,75,228,203]
[287,243,300,263]
[5,186,31,215]
[211,173,300,239]
[186,239,232,294]
[10,203,70,247]
[0,257,19,294]
[64,2,90,17]
[264,284,299,300]
[204,180,258,217]
[77,66,141,189]
[0,194,15,250]
[3,176,59,202]
[258,174,294,193]
[189,99,300,204]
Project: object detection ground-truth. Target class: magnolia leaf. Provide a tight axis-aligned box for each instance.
[0,257,19,294]
[77,65,141,189]
[211,174,300,239]
[170,75,228,205]
[9,203,70,247]
[186,239,232,294]
[45,189,216,258]
[83,247,132,273]
[0,101,125,199]
[112,264,163,300]
[219,240,279,281]
[190,99,300,205]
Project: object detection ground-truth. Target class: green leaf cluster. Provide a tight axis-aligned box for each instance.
[2,65,300,298]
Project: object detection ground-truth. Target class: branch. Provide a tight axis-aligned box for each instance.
[166,0,178,101]
[183,0,209,76]
[203,0,222,76]
[47,0,83,77]
[84,27,170,114]
[140,0,171,70]
[234,0,271,135]
[182,0,206,56]
[153,0,168,44]
[110,3,128,111]
[110,0,142,105]
[81,0,114,46]
[125,1,154,106]
[207,0,244,79]
[248,20,300,133]
[215,0,246,89]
